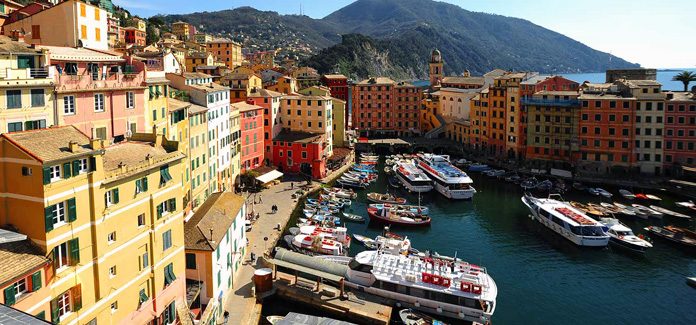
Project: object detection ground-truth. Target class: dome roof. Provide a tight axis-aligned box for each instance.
[430,49,442,63]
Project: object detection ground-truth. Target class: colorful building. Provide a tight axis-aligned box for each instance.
[352,77,421,137]
[298,86,346,148]
[577,83,636,174]
[0,36,54,134]
[171,21,195,41]
[121,26,145,46]
[194,33,212,44]
[523,90,581,167]
[47,46,146,141]
[184,192,246,324]
[0,126,187,324]
[233,101,264,172]
[321,74,348,102]
[168,98,191,215]
[272,130,330,179]
[185,52,215,73]
[206,38,242,69]
[222,72,263,104]
[0,0,24,26]
[429,49,443,87]
[187,101,210,211]
[280,94,333,146]
[663,91,696,174]
[265,75,297,95]
[291,67,320,89]
[3,0,108,50]
[248,88,282,166]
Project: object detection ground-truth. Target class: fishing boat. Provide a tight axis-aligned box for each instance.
[399,309,448,325]
[569,201,605,217]
[353,234,378,249]
[535,179,553,191]
[649,206,691,219]
[504,174,521,183]
[587,188,600,196]
[634,193,648,200]
[619,189,635,199]
[676,201,696,211]
[600,202,624,215]
[587,203,609,214]
[612,202,637,216]
[632,204,663,218]
[395,161,434,193]
[343,243,497,324]
[341,212,365,222]
[416,154,476,199]
[319,194,352,207]
[687,277,696,288]
[522,194,610,247]
[367,205,431,226]
[291,234,348,256]
[337,178,368,189]
[369,203,430,215]
[468,163,491,172]
[644,226,696,249]
[306,198,343,209]
[600,218,652,253]
[323,187,357,199]
[388,176,402,189]
[646,194,662,201]
[572,182,587,191]
[367,192,407,204]
[520,177,538,190]
[596,188,613,198]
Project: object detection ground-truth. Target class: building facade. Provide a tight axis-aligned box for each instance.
[206,38,242,69]
[248,89,282,166]
[663,91,696,174]
[234,101,264,172]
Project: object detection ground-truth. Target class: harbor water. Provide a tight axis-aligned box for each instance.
[317,160,695,324]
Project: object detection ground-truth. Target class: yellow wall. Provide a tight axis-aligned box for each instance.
[146,83,169,134]
[189,110,209,209]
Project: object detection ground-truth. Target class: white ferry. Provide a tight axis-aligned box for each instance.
[521,194,610,247]
[345,238,497,323]
[416,154,476,199]
[395,161,433,193]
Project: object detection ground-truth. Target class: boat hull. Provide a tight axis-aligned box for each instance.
[522,196,609,247]
[608,237,649,254]
[434,182,476,200]
[395,173,433,193]
[367,210,431,226]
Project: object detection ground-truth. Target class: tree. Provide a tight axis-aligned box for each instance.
[672,71,696,92]
[146,24,160,45]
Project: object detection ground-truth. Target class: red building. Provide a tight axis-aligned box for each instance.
[234,101,265,172]
[248,89,283,166]
[664,91,696,174]
[351,77,421,136]
[122,27,146,46]
[272,129,328,179]
[321,74,348,101]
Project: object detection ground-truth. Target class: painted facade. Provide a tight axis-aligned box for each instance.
[234,101,264,172]
[248,89,282,166]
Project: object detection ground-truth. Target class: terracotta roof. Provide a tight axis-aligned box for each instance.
[185,192,245,251]
[188,82,229,93]
[102,140,182,173]
[442,76,485,85]
[248,88,283,98]
[188,102,209,115]
[356,77,395,85]
[274,129,324,144]
[665,91,696,101]
[0,35,43,55]
[168,98,191,112]
[231,102,263,112]
[622,79,662,87]
[0,237,49,286]
[1,126,92,163]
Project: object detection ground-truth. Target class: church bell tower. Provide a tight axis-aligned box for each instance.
[429,49,443,87]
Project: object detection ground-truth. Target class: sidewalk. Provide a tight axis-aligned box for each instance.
[224,177,319,324]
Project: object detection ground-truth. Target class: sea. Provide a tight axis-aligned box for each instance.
[266,159,696,324]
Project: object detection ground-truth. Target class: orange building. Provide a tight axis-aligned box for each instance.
[122,26,145,46]
[206,37,242,69]
[663,91,696,174]
[221,72,263,103]
[351,77,421,137]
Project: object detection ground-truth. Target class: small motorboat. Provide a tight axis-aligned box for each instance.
[505,174,521,183]
[644,225,696,249]
[649,206,691,219]
[341,212,365,222]
[520,177,538,190]
[267,316,284,324]
[323,187,357,199]
[399,308,448,325]
[368,203,429,215]
[291,234,347,256]
[619,189,635,199]
[288,227,300,236]
[634,193,649,200]
[676,201,696,211]
[687,277,696,288]
[384,166,394,174]
[600,202,624,214]
[535,179,553,191]
[596,188,613,198]
[619,204,649,220]
[612,202,637,217]
[632,204,663,218]
[367,206,431,226]
[572,182,587,191]
[367,192,407,204]
[337,178,368,189]
[587,188,600,196]
[587,203,609,214]
[569,201,605,217]
[601,218,652,253]
[646,194,662,201]
[468,163,490,172]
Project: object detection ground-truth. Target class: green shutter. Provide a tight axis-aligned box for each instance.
[72,160,80,175]
[142,177,148,191]
[113,188,119,204]
[43,167,51,185]
[62,162,72,178]
[45,206,54,232]
[135,179,142,193]
[31,271,42,291]
[157,205,163,218]
[68,238,80,265]
[4,285,15,306]
[139,289,148,304]
[169,198,176,212]
[72,285,82,311]
[164,267,172,285]
[67,198,77,222]
[50,298,59,323]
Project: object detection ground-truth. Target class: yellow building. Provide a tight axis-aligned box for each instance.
[266,75,298,95]
[146,80,170,135]
[168,98,191,215]
[280,93,333,154]
[230,106,242,188]
[171,21,192,41]
[206,38,243,69]
[0,126,187,324]
[194,33,212,44]
[185,52,215,73]
[187,101,210,211]
[298,86,345,147]
[221,72,263,103]
[0,36,54,134]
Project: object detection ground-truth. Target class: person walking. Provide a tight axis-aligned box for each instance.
[258,195,263,203]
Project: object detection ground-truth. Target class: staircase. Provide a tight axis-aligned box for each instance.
[424,114,447,139]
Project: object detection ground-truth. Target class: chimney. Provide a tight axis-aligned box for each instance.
[68,141,80,153]
[155,134,163,148]
[91,139,103,150]
[209,228,214,241]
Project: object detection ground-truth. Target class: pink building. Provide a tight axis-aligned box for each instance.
[46,46,147,141]
[248,89,283,166]
[234,101,265,172]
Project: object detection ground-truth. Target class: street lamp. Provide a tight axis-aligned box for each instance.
[263,236,268,253]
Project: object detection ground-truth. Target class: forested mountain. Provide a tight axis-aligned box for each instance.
[158,0,639,79]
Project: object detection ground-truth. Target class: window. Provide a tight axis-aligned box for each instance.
[126,92,135,109]
[109,266,116,277]
[139,289,149,306]
[52,201,67,226]
[63,96,76,115]
[94,94,105,112]
[31,89,45,107]
[163,263,176,286]
[107,232,116,244]
[77,158,88,174]
[95,127,107,140]
[157,199,176,217]
[56,290,72,319]
[110,301,117,313]
[160,165,173,185]
[135,177,148,194]
[7,122,22,132]
[104,188,119,207]
[95,28,101,42]
[137,214,145,227]
[6,90,21,109]
[81,25,87,39]
[186,253,196,269]
[162,230,172,251]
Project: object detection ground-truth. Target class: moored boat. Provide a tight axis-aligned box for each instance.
[601,218,652,253]
[619,189,635,199]
[399,309,448,325]
[632,204,663,218]
[522,194,610,247]
[395,161,434,193]
[649,205,691,219]
[291,234,347,256]
[367,192,407,204]
[596,188,613,198]
[367,206,431,226]
[468,163,490,172]
[646,194,662,201]
[416,154,476,199]
[341,212,365,222]
[323,187,357,199]
[569,201,605,217]
[644,226,696,249]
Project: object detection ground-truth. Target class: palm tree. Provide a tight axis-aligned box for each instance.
[672,71,696,91]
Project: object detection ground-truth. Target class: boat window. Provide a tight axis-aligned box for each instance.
[381,281,397,292]
[397,284,409,295]
[462,297,484,310]
[569,226,581,235]
[551,215,566,227]
[409,287,426,299]
[581,226,604,236]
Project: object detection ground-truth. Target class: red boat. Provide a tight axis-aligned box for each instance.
[367,206,431,226]
[635,193,648,200]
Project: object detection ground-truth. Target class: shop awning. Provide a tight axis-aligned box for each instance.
[256,170,283,184]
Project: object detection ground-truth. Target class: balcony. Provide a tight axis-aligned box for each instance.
[56,66,145,92]
[521,98,580,107]
[0,67,54,81]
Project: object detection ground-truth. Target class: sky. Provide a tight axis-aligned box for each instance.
[113,0,696,69]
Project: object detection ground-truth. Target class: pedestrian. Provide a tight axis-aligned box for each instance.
[250,252,256,263]
[258,195,262,203]
[223,311,229,325]
[291,182,294,189]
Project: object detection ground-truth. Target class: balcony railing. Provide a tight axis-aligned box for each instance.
[521,98,580,107]
[0,67,54,80]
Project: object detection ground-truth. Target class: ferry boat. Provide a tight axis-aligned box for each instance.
[416,154,476,199]
[344,240,497,323]
[395,161,433,193]
[521,194,610,247]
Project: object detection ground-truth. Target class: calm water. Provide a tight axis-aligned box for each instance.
[316,160,696,324]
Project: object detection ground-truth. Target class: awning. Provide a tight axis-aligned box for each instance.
[256,169,283,184]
